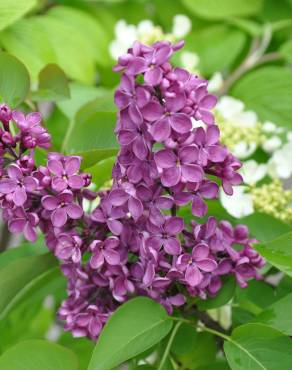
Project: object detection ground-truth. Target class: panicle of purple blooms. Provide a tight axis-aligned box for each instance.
[0,41,265,341]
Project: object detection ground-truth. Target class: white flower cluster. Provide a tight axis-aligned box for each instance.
[218,96,292,220]
[109,15,192,60]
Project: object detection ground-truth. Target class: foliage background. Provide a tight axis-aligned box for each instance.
[1,0,292,369]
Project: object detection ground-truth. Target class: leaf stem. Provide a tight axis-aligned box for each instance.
[157,321,182,370]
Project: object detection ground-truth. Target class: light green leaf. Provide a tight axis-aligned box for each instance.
[197,276,235,310]
[0,340,79,370]
[34,15,95,84]
[0,18,57,81]
[57,83,109,120]
[224,323,292,370]
[231,67,292,128]
[86,157,115,189]
[32,63,70,101]
[64,97,118,168]
[0,0,37,31]
[280,39,292,63]
[186,25,247,75]
[254,231,292,277]
[47,5,111,67]
[0,52,30,106]
[88,297,173,370]
[255,292,292,335]
[0,253,58,320]
[182,0,263,20]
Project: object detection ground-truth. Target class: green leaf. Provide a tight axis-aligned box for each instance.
[0,0,37,31]
[240,213,291,242]
[280,39,292,63]
[0,18,57,81]
[172,331,217,369]
[231,67,292,128]
[57,83,108,120]
[235,280,276,316]
[34,15,95,84]
[196,360,230,370]
[224,323,292,370]
[0,52,30,106]
[0,240,46,270]
[32,63,70,101]
[88,297,173,370]
[0,340,79,370]
[255,231,292,277]
[86,157,115,189]
[255,292,292,335]
[185,25,247,75]
[64,97,118,168]
[197,276,236,310]
[47,5,111,67]
[182,0,263,20]
[171,323,198,356]
[0,253,58,320]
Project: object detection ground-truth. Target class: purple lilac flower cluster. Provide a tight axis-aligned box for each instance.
[0,41,264,341]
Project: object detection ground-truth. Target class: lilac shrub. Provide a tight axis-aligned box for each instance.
[0,41,264,341]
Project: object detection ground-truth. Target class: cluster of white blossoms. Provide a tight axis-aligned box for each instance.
[218,96,292,222]
[109,14,192,59]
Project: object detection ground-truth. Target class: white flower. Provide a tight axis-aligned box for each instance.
[216,96,257,128]
[287,131,292,142]
[262,121,277,133]
[220,186,254,218]
[268,141,292,179]
[109,20,138,59]
[180,51,200,71]
[208,72,223,92]
[240,160,267,185]
[262,135,282,153]
[172,14,192,38]
[137,20,154,37]
[232,141,257,159]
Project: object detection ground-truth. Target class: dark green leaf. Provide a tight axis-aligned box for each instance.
[255,231,292,277]
[88,297,173,370]
[235,280,276,315]
[197,276,236,310]
[232,67,292,128]
[0,0,37,31]
[255,292,292,335]
[32,63,70,101]
[0,253,58,320]
[0,340,79,370]
[0,52,30,106]
[224,323,292,370]
[182,0,263,20]
[171,323,198,356]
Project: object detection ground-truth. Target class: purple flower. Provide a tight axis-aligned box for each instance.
[47,156,84,192]
[177,243,217,287]
[108,185,143,221]
[146,216,184,255]
[55,234,82,263]
[114,74,150,125]
[12,110,51,149]
[91,199,124,235]
[42,190,83,227]
[89,237,120,269]
[154,146,203,187]
[142,94,192,141]
[8,207,39,241]
[0,103,12,124]
[0,164,38,206]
